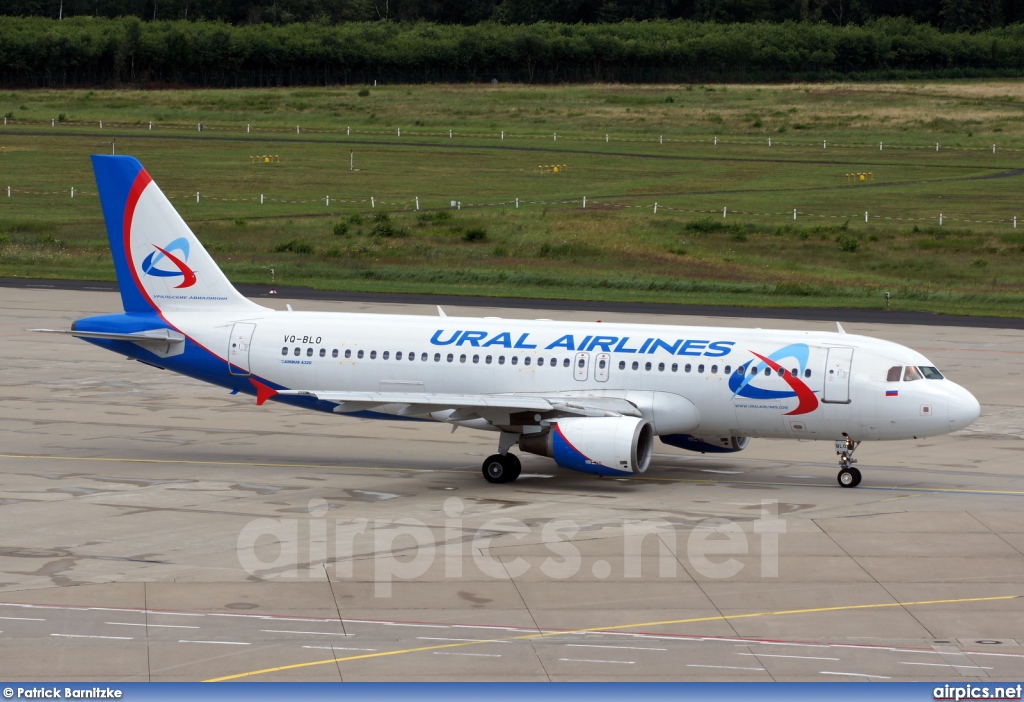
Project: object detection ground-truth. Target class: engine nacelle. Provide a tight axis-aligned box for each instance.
[660,434,750,454]
[519,416,654,477]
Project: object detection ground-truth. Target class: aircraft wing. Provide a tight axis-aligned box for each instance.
[276,390,641,420]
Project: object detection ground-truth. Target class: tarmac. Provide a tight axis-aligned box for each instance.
[1,285,1023,682]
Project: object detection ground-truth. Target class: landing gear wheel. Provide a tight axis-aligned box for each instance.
[837,466,862,488]
[482,454,521,484]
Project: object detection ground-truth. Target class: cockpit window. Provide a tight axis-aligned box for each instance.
[919,366,944,380]
[903,366,923,382]
[886,366,902,382]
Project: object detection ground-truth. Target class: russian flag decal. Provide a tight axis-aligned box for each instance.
[886,389,899,397]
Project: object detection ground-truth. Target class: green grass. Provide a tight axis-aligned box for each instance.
[2,82,1024,316]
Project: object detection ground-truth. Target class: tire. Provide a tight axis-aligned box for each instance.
[503,453,522,482]
[837,467,861,488]
[482,454,508,483]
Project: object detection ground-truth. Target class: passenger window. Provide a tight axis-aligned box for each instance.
[319,348,326,358]
[671,363,678,372]
[421,352,427,362]
[904,366,923,381]
[599,359,606,369]
[382,351,389,360]
[306,348,313,357]
[357,350,364,359]
[736,365,745,375]
[685,364,691,373]
[396,351,402,360]
[886,366,902,382]
[294,347,300,356]
[525,357,532,366]
[724,365,731,374]
[281,347,288,356]
[578,358,585,368]
[711,365,718,374]
[409,352,415,361]
[499,356,505,365]
[447,353,454,363]
[370,350,377,359]
[658,362,664,371]
[619,361,626,370]
[486,355,493,364]
[632,361,639,371]
[511,356,518,366]
[791,368,797,377]
[434,353,441,362]
[698,364,705,373]
[459,354,466,363]
[645,362,652,371]
[750,366,758,375]
[332,349,339,358]
[804,369,811,378]
[473,355,479,364]
[345,349,352,358]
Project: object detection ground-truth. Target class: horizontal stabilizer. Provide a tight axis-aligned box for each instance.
[30,327,186,358]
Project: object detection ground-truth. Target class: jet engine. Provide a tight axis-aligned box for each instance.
[519,416,654,477]
[660,434,750,454]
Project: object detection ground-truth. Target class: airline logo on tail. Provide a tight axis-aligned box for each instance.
[729,343,819,416]
[140,237,197,289]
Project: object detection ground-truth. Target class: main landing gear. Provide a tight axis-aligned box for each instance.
[482,453,522,484]
[835,435,862,488]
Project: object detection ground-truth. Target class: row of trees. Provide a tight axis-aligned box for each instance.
[2,0,1022,31]
[5,16,1024,86]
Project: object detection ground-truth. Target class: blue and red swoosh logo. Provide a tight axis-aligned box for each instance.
[729,343,819,416]
[140,237,197,289]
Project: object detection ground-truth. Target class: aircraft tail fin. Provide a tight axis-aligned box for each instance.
[91,155,259,315]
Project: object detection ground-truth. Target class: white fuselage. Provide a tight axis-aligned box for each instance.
[174,307,979,443]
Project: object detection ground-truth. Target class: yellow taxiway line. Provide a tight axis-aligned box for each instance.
[205,594,1021,682]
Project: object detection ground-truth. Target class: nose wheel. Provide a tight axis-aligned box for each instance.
[482,453,522,484]
[835,436,862,488]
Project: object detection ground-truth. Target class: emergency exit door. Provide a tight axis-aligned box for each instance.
[573,352,590,381]
[228,322,256,376]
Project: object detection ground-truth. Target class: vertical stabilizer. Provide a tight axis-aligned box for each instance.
[91,155,259,314]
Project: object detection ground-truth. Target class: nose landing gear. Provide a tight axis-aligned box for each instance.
[836,436,862,488]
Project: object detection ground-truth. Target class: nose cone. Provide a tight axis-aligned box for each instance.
[947,383,981,432]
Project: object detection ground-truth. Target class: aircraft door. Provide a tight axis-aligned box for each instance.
[594,353,610,382]
[573,352,590,381]
[822,346,854,404]
[228,322,256,376]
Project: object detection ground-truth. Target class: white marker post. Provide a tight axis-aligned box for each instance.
[553,133,557,141]
[659,135,663,145]
[653,202,658,214]
[247,124,250,133]
[501,131,504,140]
[71,187,74,198]
[723,206,727,218]
[347,127,350,136]
[371,197,375,208]
[397,128,400,137]
[52,118,55,127]
[196,192,200,204]
[879,142,883,151]
[606,134,609,143]
[149,121,153,130]
[326,195,330,207]
[823,140,827,149]
[583,196,586,208]
[865,211,869,223]
[936,143,939,152]
[768,138,771,147]
[939,213,943,226]
[296,126,300,134]
[993,144,997,154]
[415,197,420,210]
[260,194,264,205]
[99,121,103,128]
[793,208,796,220]
[515,197,519,209]
[449,129,452,139]
[714,136,717,145]
[1014,216,1017,229]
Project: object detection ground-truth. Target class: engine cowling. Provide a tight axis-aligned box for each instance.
[660,434,750,454]
[519,416,654,477]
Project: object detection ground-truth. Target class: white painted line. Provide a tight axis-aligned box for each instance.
[898,662,992,670]
[418,637,510,644]
[702,469,743,474]
[382,622,450,628]
[0,616,45,621]
[738,653,839,661]
[451,625,535,632]
[565,650,667,654]
[560,658,635,665]
[178,640,251,645]
[821,671,891,679]
[738,641,832,649]
[964,651,1024,659]
[106,622,199,629]
[687,664,764,671]
[302,646,377,651]
[51,633,132,640]
[433,652,502,658]
[151,612,205,617]
[261,629,351,636]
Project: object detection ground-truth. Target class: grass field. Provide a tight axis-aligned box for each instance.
[2,82,1024,315]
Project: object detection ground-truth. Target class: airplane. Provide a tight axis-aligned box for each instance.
[35,155,981,487]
